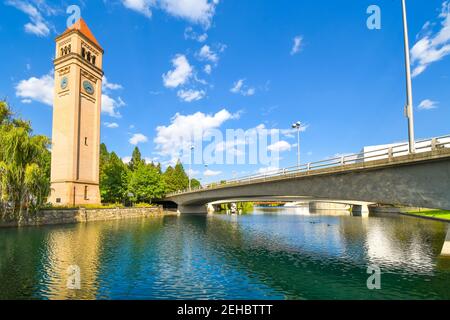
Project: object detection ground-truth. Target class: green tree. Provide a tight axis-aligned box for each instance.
[100,143,109,170]
[129,146,144,171]
[173,161,189,190]
[0,101,51,222]
[126,163,166,203]
[100,152,128,203]
[162,166,176,193]
[162,161,190,193]
[191,178,201,189]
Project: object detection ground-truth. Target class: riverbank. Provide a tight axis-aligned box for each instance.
[402,209,450,222]
[0,206,174,228]
[371,206,450,223]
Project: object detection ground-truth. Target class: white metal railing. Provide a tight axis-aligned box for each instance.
[167,135,450,196]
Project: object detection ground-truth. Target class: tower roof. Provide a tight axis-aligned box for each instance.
[60,18,102,49]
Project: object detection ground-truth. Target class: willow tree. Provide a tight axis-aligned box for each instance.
[0,101,50,222]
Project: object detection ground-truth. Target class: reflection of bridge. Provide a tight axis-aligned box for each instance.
[166,136,450,215]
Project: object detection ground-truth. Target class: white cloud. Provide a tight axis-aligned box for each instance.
[6,0,51,37]
[411,1,450,77]
[159,0,219,27]
[122,0,152,17]
[187,168,200,177]
[245,88,256,96]
[418,99,439,110]
[121,0,219,27]
[204,64,212,74]
[163,55,193,88]
[257,166,280,175]
[267,140,291,152]
[290,36,303,55]
[154,109,239,162]
[214,138,246,157]
[204,169,221,177]
[122,156,132,164]
[184,26,208,42]
[101,77,125,117]
[198,45,218,62]
[198,33,208,42]
[103,76,123,91]
[230,79,244,93]
[129,133,149,145]
[104,122,119,128]
[15,72,53,106]
[102,95,125,118]
[230,79,255,96]
[177,89,206,102]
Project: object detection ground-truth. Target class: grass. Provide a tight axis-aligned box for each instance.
[405,209,450,221]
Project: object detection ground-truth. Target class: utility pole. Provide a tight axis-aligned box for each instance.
[292,121,302,167]
[189,145,194,191]
[401,0,416,153]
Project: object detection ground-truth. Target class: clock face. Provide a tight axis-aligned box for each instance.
[83,80,95,95]
[60,77,68,90]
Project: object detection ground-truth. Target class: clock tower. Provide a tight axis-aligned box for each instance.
[49,18,103,206]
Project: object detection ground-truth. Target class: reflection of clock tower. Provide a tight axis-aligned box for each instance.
[49,18,103,206]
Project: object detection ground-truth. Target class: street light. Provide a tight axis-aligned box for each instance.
[401,0,416,153]
[292,121,302,167]
[189,145,194,191]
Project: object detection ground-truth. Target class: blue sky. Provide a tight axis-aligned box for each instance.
[0,0,449,183]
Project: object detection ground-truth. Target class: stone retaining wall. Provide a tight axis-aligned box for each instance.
[0,206,166,228]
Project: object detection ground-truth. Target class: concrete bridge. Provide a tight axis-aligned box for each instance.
[166,136,450,215]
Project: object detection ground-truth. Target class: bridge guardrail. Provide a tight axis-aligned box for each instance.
[167,135,450,196]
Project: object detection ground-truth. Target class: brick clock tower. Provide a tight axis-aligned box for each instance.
[49,18,103,206]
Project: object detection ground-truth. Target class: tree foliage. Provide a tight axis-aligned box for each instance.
[100,147,128,204]
[163,161,189,193]
[0,101,51,221]
[126,162,166,203]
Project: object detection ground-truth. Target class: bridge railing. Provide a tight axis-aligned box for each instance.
[167,134,450,196]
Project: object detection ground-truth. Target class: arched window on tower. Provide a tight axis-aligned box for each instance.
[82,47,86,59]
[68,44,71,53]
[92,55,96,66]
[61,48,64,57]
[87,52,91,63]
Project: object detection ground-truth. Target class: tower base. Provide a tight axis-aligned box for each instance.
[49,181,101,206]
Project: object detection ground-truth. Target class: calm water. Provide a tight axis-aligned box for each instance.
[1,207,450,300]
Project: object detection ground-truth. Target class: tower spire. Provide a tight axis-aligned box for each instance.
[60,18,102,50]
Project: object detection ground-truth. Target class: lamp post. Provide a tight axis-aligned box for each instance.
[189,145,194,191]
[292,121,302,167]
[401,0,416,153]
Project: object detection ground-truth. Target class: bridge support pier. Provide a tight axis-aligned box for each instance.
[177,204,208,215]
[441,226,450,256]
[352,205,370,218]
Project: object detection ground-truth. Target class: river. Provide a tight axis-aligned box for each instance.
[0,207,449,300]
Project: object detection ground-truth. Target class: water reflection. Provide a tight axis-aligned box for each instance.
[0,209,449,300]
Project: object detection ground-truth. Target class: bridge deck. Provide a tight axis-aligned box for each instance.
[168,145,450,197]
